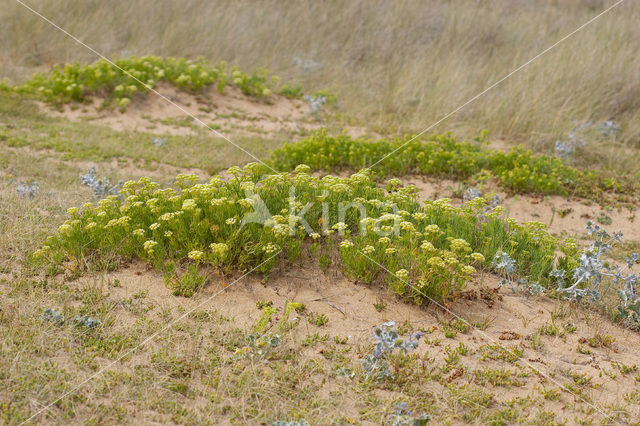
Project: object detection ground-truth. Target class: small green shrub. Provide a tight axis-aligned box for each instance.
[269,130,601,197]
[278,84,304,99]
[231,66,277,97]
[16,56,291,108]
[35,165,576,304]
[308,312,329,327]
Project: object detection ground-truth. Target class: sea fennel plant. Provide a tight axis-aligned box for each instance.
[35,165,573,304]
[16,56,291,109]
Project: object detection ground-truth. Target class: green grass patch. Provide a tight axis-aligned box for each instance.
[0,91,285,173]
[269,130,615,198]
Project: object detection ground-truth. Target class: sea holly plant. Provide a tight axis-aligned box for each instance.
[16,180,39,198]
[42,308,65,326]
[271,421,309,426]
[618,253,640,323]
[554,120,621,161]
[493,251,545,296]
[303,94,327,119]
[493,251,516,283]
[42,309,101,329]
[551,221,640,324]
[73,315,101,329]
[462,187,483,202]
[552,221,620,302]
[554,124,586,161]
[387,402,430,426]
[152,136,168,147]
[360,321,423,381]
[80,166,121,198]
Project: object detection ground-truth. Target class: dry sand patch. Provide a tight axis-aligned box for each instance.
[403,175,639,241]
[72,260,640,421]
[37,83,321,138]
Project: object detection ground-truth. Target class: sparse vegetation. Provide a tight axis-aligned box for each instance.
[3,2,640,422]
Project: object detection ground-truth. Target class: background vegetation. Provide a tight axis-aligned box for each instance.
[2,0,640,177]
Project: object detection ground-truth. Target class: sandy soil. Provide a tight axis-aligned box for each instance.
[403,175,640,241]
[74,259,640,422]
[36,83,370,139]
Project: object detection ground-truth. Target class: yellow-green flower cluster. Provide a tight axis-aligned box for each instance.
[37,165,573,303]
[210,243,228,257]
[144,240,158,255]
[188,250,204,261]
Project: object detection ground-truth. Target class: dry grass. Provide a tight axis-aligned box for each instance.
[3,2,640,423]
[2,129,640,424]
[2,0,640,176]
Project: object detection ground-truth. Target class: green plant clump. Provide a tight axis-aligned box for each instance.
[17,55,282,109]
[34,164,576,304]
[269,131,599,197]
[231,66,278,97]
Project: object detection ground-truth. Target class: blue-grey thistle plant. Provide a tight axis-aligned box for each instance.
[550,269,566,288]
[554,140,577,160]
[493,251,516,286]
[16,180,39,198]
[81,166,120,198]
[599,120,620,137]
[335,366,354,378]
[487,194,500,209]
[493,251,544,295]
[474,194,500,223]
[74,315,101,329]
[554,123,587,160]
[42,308,65,326]
[514,278,545,296]
[615,253,640,324]
[272,421,309,426]
[387,402,430,426]
[152,136,167,147]
[293,56,323,72]
[361,321,423,381]
[463,187,483,202]
[555,120,618,160]
[568,121,593,140]
[303,94,327,118]
[554,139,585,161]
[551,222,640,316]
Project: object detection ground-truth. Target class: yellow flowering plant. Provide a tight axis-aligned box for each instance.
[37,165,577,303]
